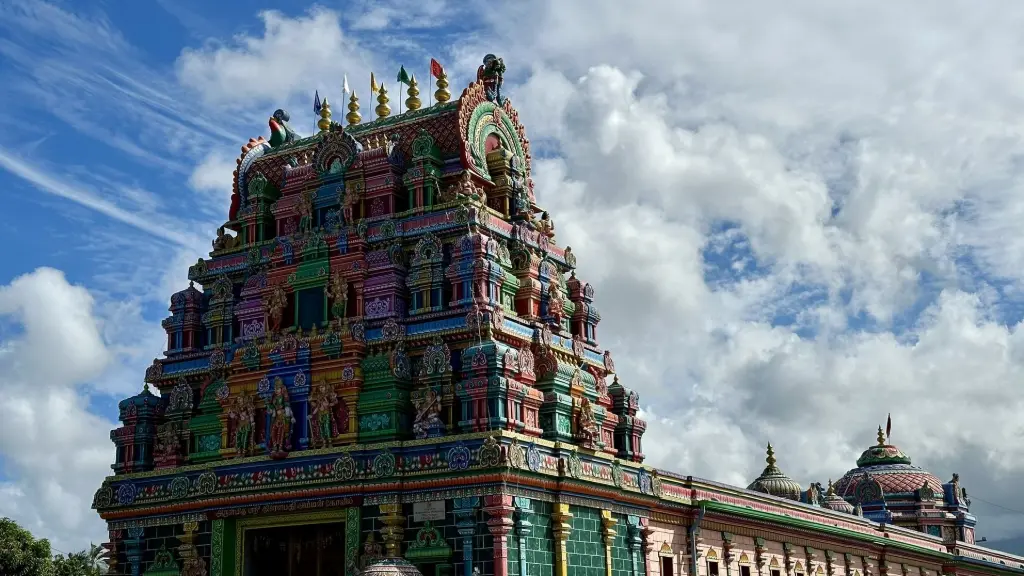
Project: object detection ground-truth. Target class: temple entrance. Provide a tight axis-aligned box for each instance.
[243,522,346,576]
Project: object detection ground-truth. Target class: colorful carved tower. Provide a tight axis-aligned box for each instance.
[93,54,1024,576]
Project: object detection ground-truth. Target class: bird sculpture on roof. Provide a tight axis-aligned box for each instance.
[268,109,299,148]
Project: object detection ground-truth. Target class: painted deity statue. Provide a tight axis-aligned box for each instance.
[476,54,506,104]
[265,284,287,336]
[229,391,257,457]
[576,397,599,449]
[296,189,315,234]
[267,378,295,457]
[547,276,566,327]
[308,379,339,449]
[536,211,556,241]
[412,388,445,439]
[326,270,349,325]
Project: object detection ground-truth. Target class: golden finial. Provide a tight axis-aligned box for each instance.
[405,74,421,111]
[434,70,451,104]
[346,91,361,125]
[877,426,887,446]
[143,382,150,393]
[765,442,776,467]
[826,479,836,496]
[317,98,332,132]
[375,85,391,119]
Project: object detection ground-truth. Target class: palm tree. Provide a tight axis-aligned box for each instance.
[86,543,109,575]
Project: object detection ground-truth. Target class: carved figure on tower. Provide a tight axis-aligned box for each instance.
[308,379,339,449]
[548,276,566,327]
[327,270,349,325]
[229,391,257,457]
[576,396,600,449]
[536,211,556,241]
[296,189,315,235]
[212,226,237,251]
[267,378,295,458]
[265,284,287,336]
[476,54,506,104]
[268,109,299,148]
[412,388,445,439]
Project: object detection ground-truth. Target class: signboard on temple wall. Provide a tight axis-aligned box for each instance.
[413,501,446,522]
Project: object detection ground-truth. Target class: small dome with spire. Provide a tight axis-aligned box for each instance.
[821,479,855,514]
[747,443,803,501]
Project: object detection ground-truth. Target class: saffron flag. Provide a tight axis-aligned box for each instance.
[370,72,378,94]
[313,90,322,115]
[397,65,411,85]
[430,58,444,78]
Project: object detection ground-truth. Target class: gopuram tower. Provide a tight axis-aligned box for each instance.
[93,54,1024,576]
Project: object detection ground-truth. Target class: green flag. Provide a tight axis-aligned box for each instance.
[397,65,411,85]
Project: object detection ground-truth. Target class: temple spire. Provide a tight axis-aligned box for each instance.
[434,69,451,104]
[765,442,776,468]
[406,74,422,111]
[376,85,391,119]
[346,92,361,125]
[317,98,332,133]
[876,425,886,446]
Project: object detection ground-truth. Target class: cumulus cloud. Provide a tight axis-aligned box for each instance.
[0,268,118,553]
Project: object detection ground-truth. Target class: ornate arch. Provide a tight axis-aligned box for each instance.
[233,138,271,207]
[457,82,531,182]
[313,127,361,177]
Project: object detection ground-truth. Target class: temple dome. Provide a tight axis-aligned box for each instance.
[821,479,855,514]
[362,558,424,576]
[834,426,943,500]
[747,443,803,501]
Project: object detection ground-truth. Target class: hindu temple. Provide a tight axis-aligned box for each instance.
[93,54,1024,576]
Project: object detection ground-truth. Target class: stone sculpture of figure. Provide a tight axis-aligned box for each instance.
[265,284,287,336]
[266,378,295,457]
[547,277,566,326]
[576,397,599,449]
[326,270,349,324]
[229,392,256,457]
[412,388,445,439]
[476,54,506,104]
[308,379,339,449]
[536,211,556,240]
[296,189,315,234]
[212,226,236,251]
[155,421,186,462]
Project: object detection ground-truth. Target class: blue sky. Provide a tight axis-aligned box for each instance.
[5,0,1024,554]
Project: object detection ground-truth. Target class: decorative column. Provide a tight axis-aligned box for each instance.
[754,538,768,576]
[626,516,643,576]
[843,555,854,576]
[551,503,574,576]
[380,503,406,558]
[824,551,836,576]
[862,557,876,576]
[179,521,207,576]
[783,544,796,576]
[454,497,480,576]
[125,527,145,576]
[722,533,735,576]
[640,518,655,576]
[601,511,619,576]
[484,494,516,576]
[515,498,534,576]
[805,547,817,576]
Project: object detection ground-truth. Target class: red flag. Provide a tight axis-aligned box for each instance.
[430,58,444,78]
[885,413,892,441]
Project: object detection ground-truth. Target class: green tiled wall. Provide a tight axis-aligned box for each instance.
[507,500,555,576]
[567,506,604,576]
[610,514,631,576]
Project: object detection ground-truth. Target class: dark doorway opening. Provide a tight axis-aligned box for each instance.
[244,522,346,576]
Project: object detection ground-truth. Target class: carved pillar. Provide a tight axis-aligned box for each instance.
[601,510,619,576]
[551,503,574,576]
[783,544,796,576]
[844,555,854,576]
[627,516,643,576]
[179,521,207,576]
[454,497,480,576]
[723,533,735,576]
[824,551,836,576]
[484,494,516,576]
[515,498,533,576]
[805,547,817,576]
[754,538,768,576]
[862,557,875,576]
[640,518,655,576]
[380,503,406,558]
[125,527,145,576]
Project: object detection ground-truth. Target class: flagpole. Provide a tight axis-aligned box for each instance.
[428,63,432,107]
[398,81,403,114]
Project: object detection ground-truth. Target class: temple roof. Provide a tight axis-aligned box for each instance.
[835,426,943,500]
[821,479,856,514]
[747,443,803,501]
[362,558,424,576]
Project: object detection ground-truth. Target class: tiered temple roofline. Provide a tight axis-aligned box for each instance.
[95,54,1024,576]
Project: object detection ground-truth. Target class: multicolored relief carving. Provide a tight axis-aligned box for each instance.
[93,54,1021,576]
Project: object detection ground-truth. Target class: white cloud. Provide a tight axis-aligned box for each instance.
[0,268,120,553]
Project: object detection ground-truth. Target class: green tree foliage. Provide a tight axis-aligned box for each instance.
[54,543,108,576]
[0,517,55,576]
